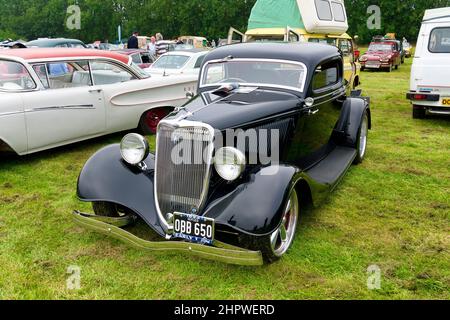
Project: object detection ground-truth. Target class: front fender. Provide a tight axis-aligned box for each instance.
[203,165,300,236]
[77,144,166,237]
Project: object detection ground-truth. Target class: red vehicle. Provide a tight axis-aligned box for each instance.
[359,41,401,72]
[114,49,154,70]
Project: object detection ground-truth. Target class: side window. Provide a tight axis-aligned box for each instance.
[429,28,450,53]
[141,53,151,64]
[90,61,137,85]
[0,60,36,91]
[45,61,92,89]
[331,2,346,22]
[131,53,142,64]
[315,0,333,21]
[32,64,49,89]
[313,61,340,90]
[339,40,353,60]
[194,55,206,69]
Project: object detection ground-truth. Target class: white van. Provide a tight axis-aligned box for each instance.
[408,7,450,118]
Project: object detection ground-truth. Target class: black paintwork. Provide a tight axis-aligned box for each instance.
[77,43,371,237]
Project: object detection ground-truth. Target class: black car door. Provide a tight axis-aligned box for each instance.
[292,58,345,169]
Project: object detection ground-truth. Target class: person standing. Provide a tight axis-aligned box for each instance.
[155,33,168,56]
[127,31,139,49]
[148,36,157,59]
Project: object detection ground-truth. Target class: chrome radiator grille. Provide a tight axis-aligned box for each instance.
[155,122,214,220]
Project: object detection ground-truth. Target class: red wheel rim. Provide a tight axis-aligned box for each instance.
[145,109,168,134]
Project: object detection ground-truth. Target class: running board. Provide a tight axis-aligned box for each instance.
[306,146,357,189]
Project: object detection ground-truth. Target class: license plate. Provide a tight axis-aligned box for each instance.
[441,98,450,106]
[366,64,380,68]
[173,212,215,245]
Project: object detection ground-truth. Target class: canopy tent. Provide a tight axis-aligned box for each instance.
[247,0,305,30]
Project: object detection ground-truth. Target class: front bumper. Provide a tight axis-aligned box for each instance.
[360,61,391,69]
[73,211,264,266]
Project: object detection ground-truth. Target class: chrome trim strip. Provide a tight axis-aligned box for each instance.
[0,110,24,117]
[199,58,308,93]
[24,104,95,112]
[154,119,215,234]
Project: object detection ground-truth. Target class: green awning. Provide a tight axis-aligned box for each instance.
[248,0,305,30]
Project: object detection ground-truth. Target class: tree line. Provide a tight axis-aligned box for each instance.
[0,0,449,44]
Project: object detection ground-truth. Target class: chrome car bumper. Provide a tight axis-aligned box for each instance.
[73,211,264,266]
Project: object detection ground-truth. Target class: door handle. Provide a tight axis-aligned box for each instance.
[89,89,103,93]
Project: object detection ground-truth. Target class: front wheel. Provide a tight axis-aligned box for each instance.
[354,112,369,164]
[241,189,299,263]
[92,202,134,218]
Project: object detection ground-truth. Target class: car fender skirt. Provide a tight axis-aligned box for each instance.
[77,144,166,237]
[204,165,300,236]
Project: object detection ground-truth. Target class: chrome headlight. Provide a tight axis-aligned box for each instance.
[214,147,246,181]
[120,133,150,166]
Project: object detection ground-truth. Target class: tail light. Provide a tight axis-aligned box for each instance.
[406,92,440,101]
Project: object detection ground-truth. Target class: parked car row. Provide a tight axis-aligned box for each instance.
[0,48,197,155]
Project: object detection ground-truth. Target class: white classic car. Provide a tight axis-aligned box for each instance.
[145,49,208,77]
[0,48,198,155]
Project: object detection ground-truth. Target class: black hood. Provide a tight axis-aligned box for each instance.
[167,89,302,130]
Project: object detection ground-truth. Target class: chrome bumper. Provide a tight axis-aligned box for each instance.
[73,211,264,266]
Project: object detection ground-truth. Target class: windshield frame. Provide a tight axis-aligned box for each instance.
[199,58,308,93]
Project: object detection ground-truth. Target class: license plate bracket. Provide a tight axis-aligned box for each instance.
[173,212,215,245]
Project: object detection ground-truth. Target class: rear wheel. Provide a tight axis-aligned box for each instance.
[241,189,299,263]
[354,112,369,164]
[139,108,171,135]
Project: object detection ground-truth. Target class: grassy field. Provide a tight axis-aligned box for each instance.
[0,59,448,300]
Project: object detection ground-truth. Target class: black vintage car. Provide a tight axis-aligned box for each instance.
[74,43,371,265]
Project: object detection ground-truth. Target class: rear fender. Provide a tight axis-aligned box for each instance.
[334,97,371,147]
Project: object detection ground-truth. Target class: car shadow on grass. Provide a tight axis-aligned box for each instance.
[0,131,156,167]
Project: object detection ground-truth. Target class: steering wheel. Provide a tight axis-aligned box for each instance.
[219,78,246,83]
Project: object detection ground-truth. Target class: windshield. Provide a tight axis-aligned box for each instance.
[0,60,36,91]
[369,43,393,52]
[152,55,190,69]
[201,59,307,92]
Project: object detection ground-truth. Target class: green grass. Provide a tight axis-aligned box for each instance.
[0,59,449,300]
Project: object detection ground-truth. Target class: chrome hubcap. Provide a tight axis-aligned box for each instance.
[270,189,299,257]
[359,115,368,158]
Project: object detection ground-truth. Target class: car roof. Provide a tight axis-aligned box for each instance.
[0,48,130,64]
[203,42,340,67]
[26,38,85,46]
[114,49,147,55]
